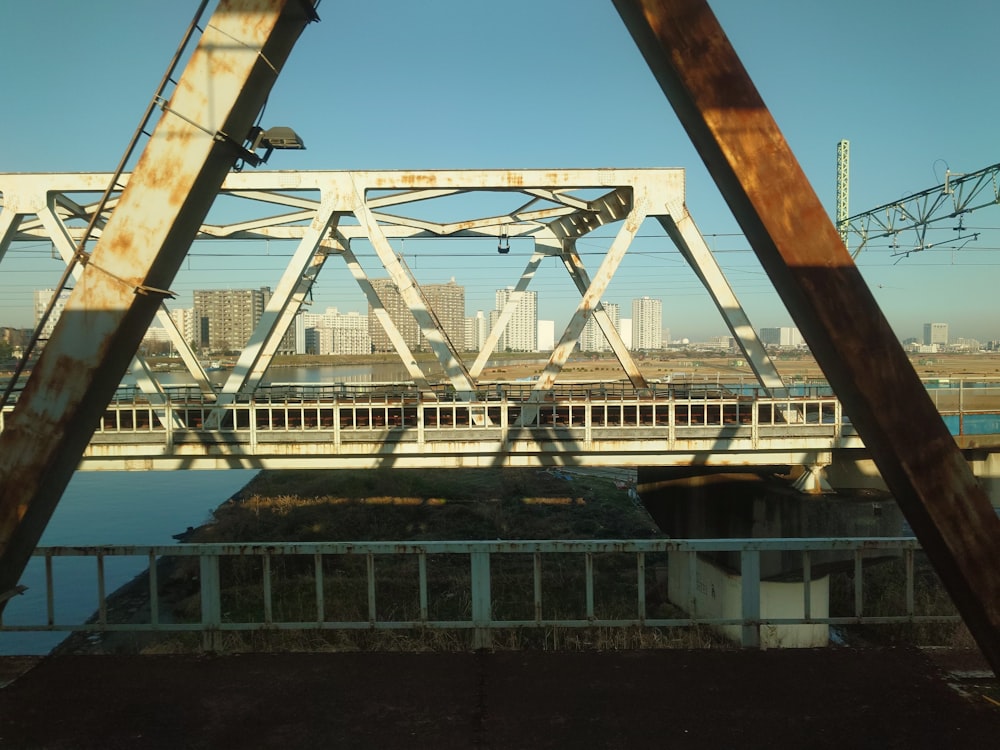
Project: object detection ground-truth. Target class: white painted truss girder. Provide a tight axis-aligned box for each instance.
[0,168,785,410]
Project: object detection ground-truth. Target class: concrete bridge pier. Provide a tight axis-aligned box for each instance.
[638,469,904,647]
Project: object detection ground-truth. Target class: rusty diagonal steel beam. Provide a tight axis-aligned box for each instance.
[612,0,1000,673]
[0,0,318,611]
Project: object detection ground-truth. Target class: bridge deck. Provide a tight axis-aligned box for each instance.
[73,391,857,470]
[5,385,997,471]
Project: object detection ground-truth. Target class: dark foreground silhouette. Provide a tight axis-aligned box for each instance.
[1,647,998,749]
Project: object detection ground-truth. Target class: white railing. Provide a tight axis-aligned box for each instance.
[0,538,958,652]
[83,392,844,436]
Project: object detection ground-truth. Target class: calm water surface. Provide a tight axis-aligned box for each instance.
[0,470,257,655]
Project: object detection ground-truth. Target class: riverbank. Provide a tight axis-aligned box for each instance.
[54,466,665,654]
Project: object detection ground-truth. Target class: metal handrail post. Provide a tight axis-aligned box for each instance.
[740,549,761,648]
[199,554,222,652]
[470,548,492,649]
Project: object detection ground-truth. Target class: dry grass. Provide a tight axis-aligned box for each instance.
[190,468,660,545]
[828,554,973,649]
[143,467,707,654]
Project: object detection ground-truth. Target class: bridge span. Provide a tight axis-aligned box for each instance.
[6,382,998,488]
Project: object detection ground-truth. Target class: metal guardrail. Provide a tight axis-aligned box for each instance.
[0,538,959,651]
[3,380,999,440]
[87,393,845,437]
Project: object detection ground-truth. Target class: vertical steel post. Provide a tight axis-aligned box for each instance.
[740,549,761,648]
[470,547,492,650]
[613,0,1000,673]
[199,554,222,652]
[0,0,318,607]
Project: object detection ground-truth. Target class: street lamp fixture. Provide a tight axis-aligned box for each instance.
[239,126,306,167]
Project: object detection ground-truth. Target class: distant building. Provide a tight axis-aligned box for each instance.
[1,327,29,360]
[369,278,418,353]
[465,310,488,352]
[952,337,980,352]
[425,279,465,352]
[192,288,297,354]
[33,288,71,344]
[494,287,537,352]
[631,296,662,350]
[579,302,620,352]
[619,319,633,350]
[537,320,555,352]
[923,322,948,348]
[141,326,171,353]
[305,307,370,355]
[706,335,736,350]
[760,326,804,348]
[368,278,465,353]
[170,307,196,348]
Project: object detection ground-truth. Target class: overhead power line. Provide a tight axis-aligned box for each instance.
[844,158,1000,260]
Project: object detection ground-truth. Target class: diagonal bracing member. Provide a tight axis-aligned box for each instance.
[204,193,341,427]
[533,189,649,394]
[470,247,548,380]
[613,0,1000,673]
[37,198,202,426]
[333,234,435,392]
[658,201,786,395]
[351,176,478,399]
[552,239,647,389]
[539,185,648,391]
[0,0,319,611]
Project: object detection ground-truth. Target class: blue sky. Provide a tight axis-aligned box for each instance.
[1,1,998,343]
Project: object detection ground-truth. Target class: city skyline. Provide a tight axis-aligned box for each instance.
[22,283,992,357]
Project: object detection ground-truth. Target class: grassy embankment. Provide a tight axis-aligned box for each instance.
[72,466,975,655]
[141,467,725,653]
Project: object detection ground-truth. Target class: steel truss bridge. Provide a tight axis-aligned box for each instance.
[0,167,787,414]
[2,0,999,671]
[2,169,999,479]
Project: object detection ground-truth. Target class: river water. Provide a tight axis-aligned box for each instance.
[0,470,258,655]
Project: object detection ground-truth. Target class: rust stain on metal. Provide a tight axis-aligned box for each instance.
[613,0,1000,674]
[0,0,318,614]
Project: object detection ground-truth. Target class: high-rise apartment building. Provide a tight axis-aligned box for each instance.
[923,322,948,348]
[631,296,662,351]
[425,279,465,351]
[465,310,488,352]
[169,307,197,349]
[368,278,418,353]
[494,287,537,352]
[193,288,270,353]
[578,302,620,352]
[619,319,633,350]
[305,307,370,355]
[33,288,71,344]
[368,278,465,353]
[760,326,803,348]
[537,320,555,352]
